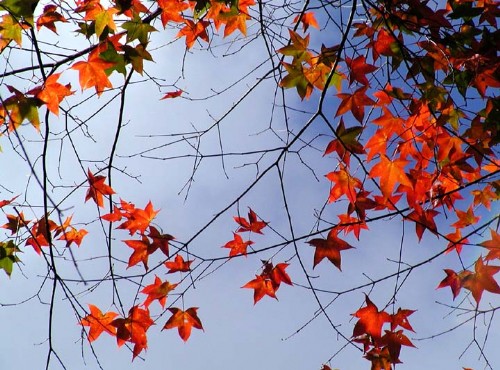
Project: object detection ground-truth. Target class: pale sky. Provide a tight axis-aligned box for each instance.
[0,1,498,370]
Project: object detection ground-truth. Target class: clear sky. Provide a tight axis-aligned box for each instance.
[0,1,498,370]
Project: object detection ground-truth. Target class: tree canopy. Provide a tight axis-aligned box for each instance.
[0,0,498,369]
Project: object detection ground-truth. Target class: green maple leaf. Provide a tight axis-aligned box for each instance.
[122,15,157,45]
[0,0,38,24]
[0,240,21,277]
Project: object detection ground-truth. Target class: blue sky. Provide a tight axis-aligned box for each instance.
[0,1,499,369]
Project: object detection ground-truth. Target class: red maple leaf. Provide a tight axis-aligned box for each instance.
[0,195,18,208]
[25,217,57,254]
[141,275,178,308]
[390,308,415,332]
[36,4,68,34]
[308,227,354,270]
[406,204,439,241]
[223,232,253,257]
[111,306,154,358]
[337,213,368,240]
[270,262,293,288]
[472,67,500,97]
[125,236,156,270]
[352,295,391,343]
[372,28,398,61]
[85,169,115,208]
[234,208,267,234]
[2,212,30,234]
[80,304,118,341]
[335,86,376,123]
[164,254,193,273]
[437,268,464,299]
[380,329,415,363]
[161,90,183,99]
[148,226,174,257]
[242,274,278,304]
[345,55,378,86]
[163,307,203,341]
[324,118,365,166]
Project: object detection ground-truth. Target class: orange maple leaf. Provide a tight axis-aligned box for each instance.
[221,12,248,37]
[80,304,118,341]
[481,229,500,261]
[335,86,376,123]
[57,227,88,248]
[164,254,193,273]
[141,275,178,308]
[31,73,73,116]
[364,346,391,370]
[71,48,116,95]
[369,155,412,198]
[116,201,159,235]
[451,206,480,229]
[85,169,115,208]
[157,0,189,27]
[444,229,469,255]
[102,205,123,222]
[163,307,203,341]
[223,232,253,257]
[471,186,497,210]
[326,165,362,205]
[461,257,500,304]
[293,11,319,32]
[177,20,209,49]
[308,227,354,270]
